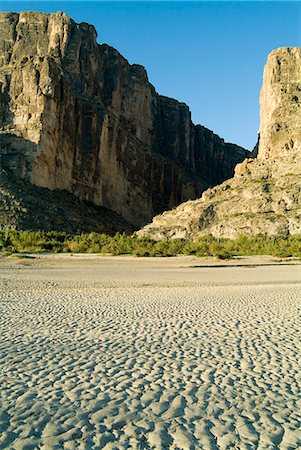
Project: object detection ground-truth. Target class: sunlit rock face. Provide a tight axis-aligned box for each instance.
[259,47,301,160]
[138,47,301,239]
[0,11,248,227]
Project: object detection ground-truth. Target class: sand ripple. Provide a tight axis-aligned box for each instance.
[0,261,300,449]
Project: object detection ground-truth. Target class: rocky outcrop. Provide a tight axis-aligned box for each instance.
[0,11,248,228]
[138,48,301,239]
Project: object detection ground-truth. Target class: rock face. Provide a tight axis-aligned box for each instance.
[0,169,133,234]
[259,47,301,160]
[138,48,301,239]
[0,11,248,228]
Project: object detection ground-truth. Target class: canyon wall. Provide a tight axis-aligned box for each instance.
[139,47,301,239]
[0,11,248,227]
[259,47,301,160]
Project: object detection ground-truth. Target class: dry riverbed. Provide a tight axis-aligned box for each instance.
[0,255,300,449]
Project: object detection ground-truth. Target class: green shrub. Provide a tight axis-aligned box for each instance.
[0,229,300,258]
[0,230,15,253]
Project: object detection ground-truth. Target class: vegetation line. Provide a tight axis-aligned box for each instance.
[0,230,300,258]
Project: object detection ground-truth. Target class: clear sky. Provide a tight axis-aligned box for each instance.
[1,1,300,149]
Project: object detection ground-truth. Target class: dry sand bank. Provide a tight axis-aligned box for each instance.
[0,256,300,449]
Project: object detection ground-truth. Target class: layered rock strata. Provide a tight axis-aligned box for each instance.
[138,48,301,239]
[0,11,248,228]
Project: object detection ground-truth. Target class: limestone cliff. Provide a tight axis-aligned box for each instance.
[138,48,301,239]
[258,47,301,160]
[0,11,248,228]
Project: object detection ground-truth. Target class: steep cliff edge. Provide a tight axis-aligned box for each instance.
[138,47,301,239]
[0,11,248,229]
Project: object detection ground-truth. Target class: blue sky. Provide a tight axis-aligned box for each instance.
[1,2,300,149]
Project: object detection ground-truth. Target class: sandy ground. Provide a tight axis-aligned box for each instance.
[0,255,300,449]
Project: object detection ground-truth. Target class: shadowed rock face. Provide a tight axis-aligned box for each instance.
[0,11,249,228]
[138,47,301,239]
[0,168,133,234]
